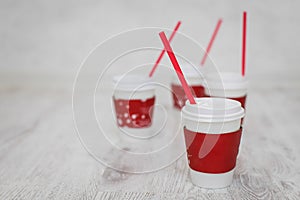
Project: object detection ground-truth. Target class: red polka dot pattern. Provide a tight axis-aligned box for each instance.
[113,96,155,128]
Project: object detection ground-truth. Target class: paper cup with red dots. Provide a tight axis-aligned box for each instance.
[113,74,155,131]
[171,64,205,110]
[182,97,244,188]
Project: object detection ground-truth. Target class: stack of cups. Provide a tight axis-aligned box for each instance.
[171,64,205,109]
[112,75,155,130]
[204,72,248,123]
[182,98,244,188]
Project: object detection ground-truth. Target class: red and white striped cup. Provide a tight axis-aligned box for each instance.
[182,97,244,188]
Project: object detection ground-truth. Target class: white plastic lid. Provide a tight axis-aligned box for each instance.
[181,63,202,77]
[113,75,155,91]
[204,72,248,97]
[182,98,244,123]
[204,72,248,91]
[172,63,203,85]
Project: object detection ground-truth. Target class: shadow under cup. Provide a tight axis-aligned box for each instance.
[182,98,245,189]
[113,75,155,129]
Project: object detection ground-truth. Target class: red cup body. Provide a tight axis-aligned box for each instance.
[171,84,205,109]
[184,127,242,173]
[113,96,155,128]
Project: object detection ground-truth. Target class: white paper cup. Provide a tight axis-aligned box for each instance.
[171,64,205,109]
[113,75,155,100]
[112,75,155,131]
[204,72,248,108]
[182,98,244,188]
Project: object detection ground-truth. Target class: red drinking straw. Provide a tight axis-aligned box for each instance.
[200,18,223,66]
[149,21,181,77]
[159,31,196,104]
[242,12,247,76]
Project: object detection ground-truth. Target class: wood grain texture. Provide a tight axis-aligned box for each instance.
[0,86,299,200]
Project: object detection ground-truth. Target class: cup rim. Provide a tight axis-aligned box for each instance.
[182,97,245,123]
[204,72,248,91]
[113,74,155,91]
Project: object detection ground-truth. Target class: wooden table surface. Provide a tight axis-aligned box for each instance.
[1,0,300,199]
[0,84,299,200]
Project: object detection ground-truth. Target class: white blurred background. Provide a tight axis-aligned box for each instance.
[0,0,299,89]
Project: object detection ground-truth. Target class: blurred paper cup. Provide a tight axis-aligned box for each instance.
[204,72,248,109]
[113,75,155,131]
[204,72,248,124]
[182,97,244,188]
[171,64,205,109]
